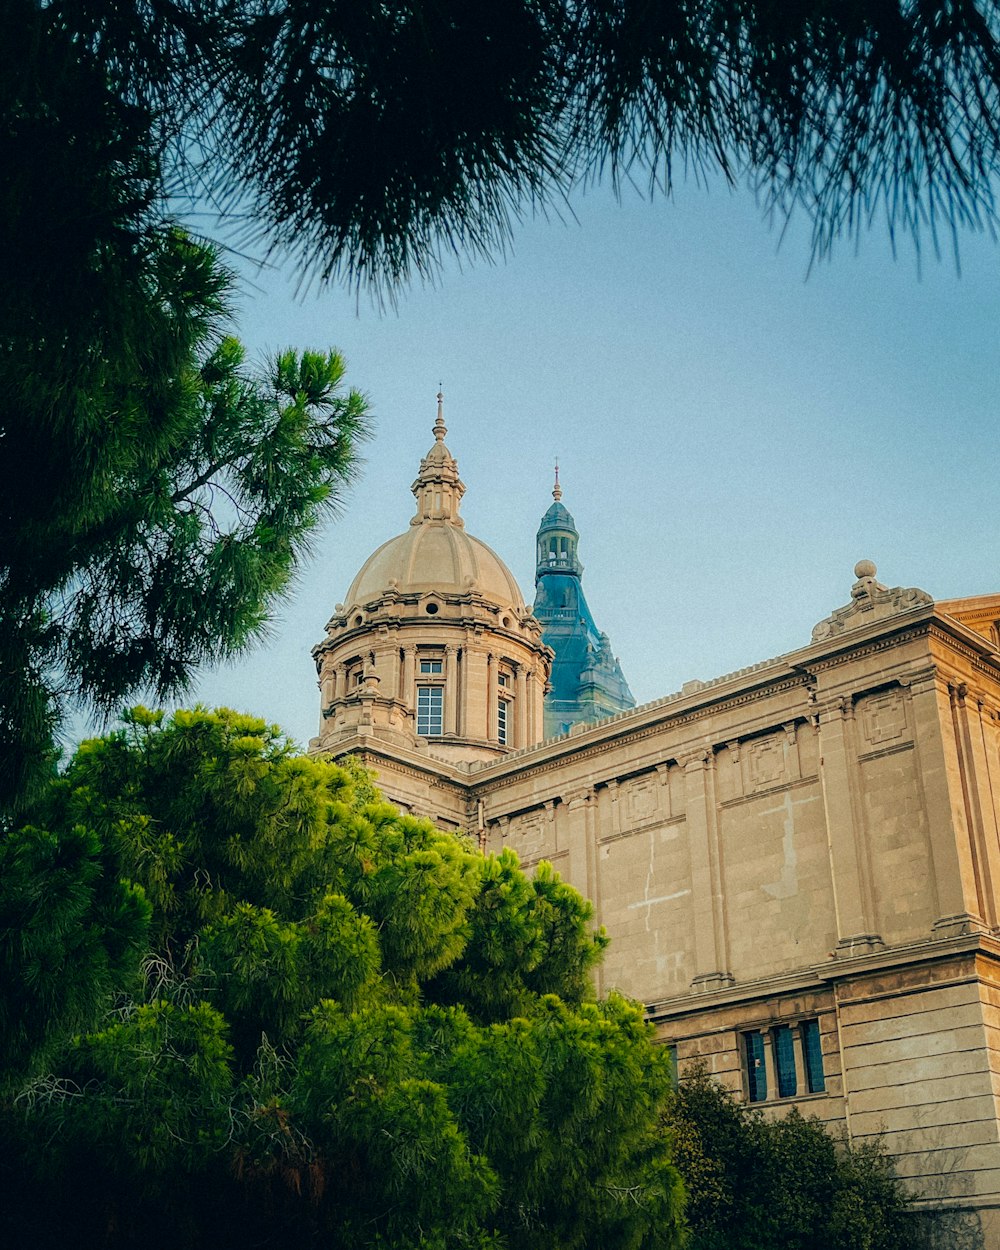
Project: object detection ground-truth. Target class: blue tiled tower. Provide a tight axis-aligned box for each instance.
[532,469,635,737]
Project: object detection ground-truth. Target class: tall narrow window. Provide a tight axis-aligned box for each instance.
[801,1019,826,1093]
[497,698,509,745]
[416,685,443,736]
[773,1025,797,1098]
[666,1044,679,1088]
[744,1032,767,1102]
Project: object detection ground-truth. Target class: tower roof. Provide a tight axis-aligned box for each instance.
[536,464,579,537]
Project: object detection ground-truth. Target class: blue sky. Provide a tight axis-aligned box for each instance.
[187,178,1000,747]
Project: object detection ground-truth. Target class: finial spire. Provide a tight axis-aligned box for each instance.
[434,387,446,442]
[553,459,562,502]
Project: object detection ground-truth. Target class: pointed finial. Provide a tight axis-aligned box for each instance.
[552,458,562,502]
[434,387,446,441]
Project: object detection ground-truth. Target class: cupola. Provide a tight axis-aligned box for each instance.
[535,464,582,577]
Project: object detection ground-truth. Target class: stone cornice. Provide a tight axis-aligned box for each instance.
[469,608,958,793]
[311,733,468,790]
[645,930,1000,1022]
[471,672,808,791]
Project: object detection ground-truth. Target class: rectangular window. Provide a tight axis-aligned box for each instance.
[801,1019,825,1093]
[498,672,510,688]
[419,659,443,674]
[497,698,509,745]
[744,1032,767,1102]
[416,685,443,736]
[773,1025,797,1098]
[666,1044,679,1088]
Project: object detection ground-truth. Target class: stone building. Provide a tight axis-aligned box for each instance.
[311,406,1000,1248]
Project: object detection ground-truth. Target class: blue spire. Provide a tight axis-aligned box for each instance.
[532,468,634,737]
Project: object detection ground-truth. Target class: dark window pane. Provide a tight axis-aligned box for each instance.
[666,1044,678,1088]
[802,1019,826,1093]
[774,1025,797,1097]
[744,1032,767,1102]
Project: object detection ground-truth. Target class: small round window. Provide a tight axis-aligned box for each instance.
[426,602,439,615]
[353,614,363,627]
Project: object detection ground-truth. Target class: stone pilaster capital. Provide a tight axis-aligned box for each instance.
[680,746,712,771]
[815,695,852,724]
[562,785,596,808]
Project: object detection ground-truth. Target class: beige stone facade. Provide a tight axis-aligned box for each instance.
[311,421,1000,1246]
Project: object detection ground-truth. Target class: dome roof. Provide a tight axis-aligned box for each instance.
[538,500,577,534]
[342,396,527,613]
[346,524,525,609]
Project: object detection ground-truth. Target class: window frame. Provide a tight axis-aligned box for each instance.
[416,684,444,736]
[744,1031,767,1103]
[801,1019,826,1093]
[497,696,510,745]
[772,1024,797,1098]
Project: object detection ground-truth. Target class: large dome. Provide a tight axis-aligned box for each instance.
[340,400,527,613]
[345,523,525,611]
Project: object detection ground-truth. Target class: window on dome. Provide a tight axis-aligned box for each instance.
[417,686,443,736]
[497,698,510,745]
[420,659,443,674]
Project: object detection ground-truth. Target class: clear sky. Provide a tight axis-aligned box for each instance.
[184,177,1000,748]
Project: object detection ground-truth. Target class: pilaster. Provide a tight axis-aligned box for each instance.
[684,748,734,991]
[444,645,458,736]
[816,698,883,954]
[909,671,989,934]
[515,664,528,748]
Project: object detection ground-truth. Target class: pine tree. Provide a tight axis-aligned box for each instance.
[0,9,370,816]
[1,708,685,1250]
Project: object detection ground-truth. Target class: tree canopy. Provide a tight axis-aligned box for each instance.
[17,0,1000,292]
[0,707,683,1249]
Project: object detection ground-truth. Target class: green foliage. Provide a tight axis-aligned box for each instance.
[0,822,150,1091]
[1,708,683,1249]
[25,1001,235,1177]
[0,5,371,818]
[665,1066,912,1250]
[15,0,1000,298]
[428,849,609,1021]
